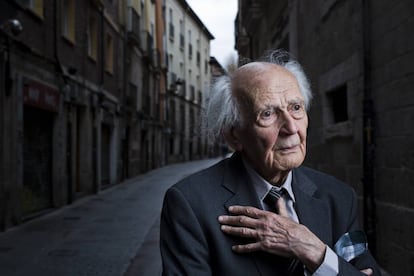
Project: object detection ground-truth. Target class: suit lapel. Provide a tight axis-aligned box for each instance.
[222,153,262,210]
[292,168,332,245]
[222,158,332,244]
[221,154,298,275]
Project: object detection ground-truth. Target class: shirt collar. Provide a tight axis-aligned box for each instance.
[242,158,296,204]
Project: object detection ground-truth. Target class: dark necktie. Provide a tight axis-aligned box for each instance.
[264,187,285,213]
[264,187,304,275]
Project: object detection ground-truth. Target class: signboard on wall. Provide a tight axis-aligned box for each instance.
[23,79,60,113]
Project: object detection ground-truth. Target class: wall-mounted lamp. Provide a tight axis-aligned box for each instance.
[168,78,184,95]
[2,19,23,36]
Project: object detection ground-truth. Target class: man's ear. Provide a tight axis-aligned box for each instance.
[223,127,243,151]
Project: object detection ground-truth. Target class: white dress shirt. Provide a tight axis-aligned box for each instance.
[242,159,339,276]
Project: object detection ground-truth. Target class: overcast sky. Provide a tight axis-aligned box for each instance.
[186,0,238,67]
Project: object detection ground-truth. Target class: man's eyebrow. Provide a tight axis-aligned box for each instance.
[260,98,304,109]
[287,98,305,105]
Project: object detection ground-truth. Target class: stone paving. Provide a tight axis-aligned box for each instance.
[0,158,222,276]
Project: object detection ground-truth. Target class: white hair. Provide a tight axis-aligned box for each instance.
[203,49,312,146]
[264,49,313,110]
[203,75,239,144]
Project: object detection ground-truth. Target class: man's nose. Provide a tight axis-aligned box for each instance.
[279,112,298,134]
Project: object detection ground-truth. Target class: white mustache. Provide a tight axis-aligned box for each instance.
[275,137,301,150]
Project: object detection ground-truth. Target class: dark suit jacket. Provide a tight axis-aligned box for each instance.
[160,153,380,275]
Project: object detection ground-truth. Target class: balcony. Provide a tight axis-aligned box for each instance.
[127,7,140,47]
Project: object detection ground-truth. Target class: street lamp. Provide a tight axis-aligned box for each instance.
[2,19,23,36]
[1,19,23,96]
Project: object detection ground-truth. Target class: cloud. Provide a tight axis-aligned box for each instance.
[186,0,238,66]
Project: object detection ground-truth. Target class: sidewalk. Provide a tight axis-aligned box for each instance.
[0,157,222,276]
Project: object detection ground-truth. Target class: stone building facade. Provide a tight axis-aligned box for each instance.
[0,0,213,231]
[164,0,214,163]
[235,0,414,275]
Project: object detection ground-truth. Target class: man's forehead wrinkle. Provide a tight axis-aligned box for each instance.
[231,62,302,116]
[233,62,296,93]
[232,62,283,86]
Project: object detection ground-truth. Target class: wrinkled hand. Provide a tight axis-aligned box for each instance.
[218,198,326,273]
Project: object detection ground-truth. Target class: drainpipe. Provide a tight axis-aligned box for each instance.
[362,0,377,256]
[93,4,106,193]
[53,0,74,204]
[53,0,66,83]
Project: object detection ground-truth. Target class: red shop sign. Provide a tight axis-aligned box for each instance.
[23,80,60,112]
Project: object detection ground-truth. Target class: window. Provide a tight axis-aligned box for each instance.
[62,0,75,42]
[87,16,98,60]
[190,85,195,101]
[204,60,208,74]
[169,8,174,41]
[198,91,202,104]
[196,51,200,66]
[179,19,184,34]
[196,39,200,66]
[169,54,173,71]
[170,72,177,85]
[179,62,184,76]
[105,33,114,73]
[189,44,193,59]
[188,30,192,59]
[118,0,125,25]
[26,0,44,18]
[327,84,348,123]
[140,0,146,33]
[179,20,184,50]
[151,23,155,46]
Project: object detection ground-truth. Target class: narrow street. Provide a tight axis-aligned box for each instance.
[0,158,222,276]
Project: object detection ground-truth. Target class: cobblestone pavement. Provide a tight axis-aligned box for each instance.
[0,158,222,276]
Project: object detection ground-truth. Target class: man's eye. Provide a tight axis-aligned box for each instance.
[261,109,274,118]
[293,104,302,111]
[289,103,306,118]
[257,109,277,126]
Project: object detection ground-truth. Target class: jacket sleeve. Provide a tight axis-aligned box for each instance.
[336,188,382,275]
[338,252,382,275]
[160,186,212,276]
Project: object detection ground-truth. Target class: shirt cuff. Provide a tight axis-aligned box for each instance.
[305,246,339,276]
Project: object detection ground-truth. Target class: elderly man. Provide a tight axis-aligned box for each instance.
[160,50,380,275]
